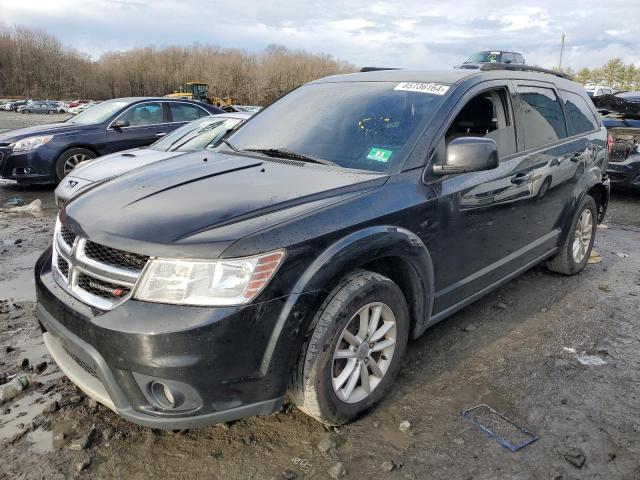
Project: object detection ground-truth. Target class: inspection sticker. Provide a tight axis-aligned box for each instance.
[394,82,450,95]
[367,147,393,162]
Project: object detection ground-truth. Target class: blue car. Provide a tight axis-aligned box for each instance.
[0,97,223,184]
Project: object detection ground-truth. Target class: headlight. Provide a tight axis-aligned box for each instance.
[10,135,54,152]
[134,250,286,306]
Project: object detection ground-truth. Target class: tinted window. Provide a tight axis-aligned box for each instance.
[559,90,598,135]
[227,81,448,173]
[118,102,163,127]
[170,103,207,122]
[516,86,567,149]
[445,89,516,157]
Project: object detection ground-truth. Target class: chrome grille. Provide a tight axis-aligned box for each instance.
[77,273,131,300]
[83,241,149,271]
[57,256,69,278]
[60,227,76,247]
[52,218,148,310]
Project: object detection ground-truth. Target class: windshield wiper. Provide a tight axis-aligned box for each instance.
[220,138,239,152]
[243,148,336,166]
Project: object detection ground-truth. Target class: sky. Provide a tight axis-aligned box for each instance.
[1,0,639,70]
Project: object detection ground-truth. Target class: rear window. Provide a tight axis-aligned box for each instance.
[516,86,567,149]
[170,103,208,122]
[559,90,599,136]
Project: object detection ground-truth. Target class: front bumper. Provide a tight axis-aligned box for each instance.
[0,146,57,183]
[36,249,320,428]
[607,154,640,189]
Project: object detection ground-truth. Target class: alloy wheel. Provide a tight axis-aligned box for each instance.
[572,208,593,263]
[63,154,91,175]
[332,302,397,403]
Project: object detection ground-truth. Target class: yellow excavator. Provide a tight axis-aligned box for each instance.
[165,82,234,111]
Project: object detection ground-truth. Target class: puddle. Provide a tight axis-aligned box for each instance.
[0,251,42,301]
[26,420,75,454]
[0,389,61,442]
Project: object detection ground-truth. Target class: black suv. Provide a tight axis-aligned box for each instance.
[35,67,610,428]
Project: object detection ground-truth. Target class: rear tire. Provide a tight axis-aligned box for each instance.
[546,195,597,275]
[21,109,29,114]
[55,148,96,182]
[290,270,409,425]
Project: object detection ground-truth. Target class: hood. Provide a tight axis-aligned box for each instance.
[63,151,386,258]
[0,121,93,143]
[71,148,181,182]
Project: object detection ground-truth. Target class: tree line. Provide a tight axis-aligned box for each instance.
[0,26,356,104]
[562,59,640,90]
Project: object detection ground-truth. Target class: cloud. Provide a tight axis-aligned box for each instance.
[1,0,639,70]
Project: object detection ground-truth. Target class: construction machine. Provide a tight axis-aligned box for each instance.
[165,82,234,111]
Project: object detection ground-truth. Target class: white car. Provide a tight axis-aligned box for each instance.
[55,112,251,206]
[584,85,614,98]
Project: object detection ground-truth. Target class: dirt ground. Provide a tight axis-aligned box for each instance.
[0,113,639,479]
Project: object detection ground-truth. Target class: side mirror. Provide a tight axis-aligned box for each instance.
[111,119,129,129]
[432,137,499,175]
[504,59,512,64]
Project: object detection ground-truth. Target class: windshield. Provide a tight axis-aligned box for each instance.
[67,100,129,125]
[149,117,243,152]
[466,51,501,63]
[226,81,448,172]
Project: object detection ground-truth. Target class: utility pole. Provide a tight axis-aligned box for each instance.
[558,33,565,71]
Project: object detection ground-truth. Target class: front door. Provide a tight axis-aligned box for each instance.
[105,102,169,154]
[425,83,537,316]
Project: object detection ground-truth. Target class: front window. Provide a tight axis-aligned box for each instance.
[226,81,449,172]
[117,102,164,127]
[465,51,502,63]
[150,117,243,152]
[67,100,129,125]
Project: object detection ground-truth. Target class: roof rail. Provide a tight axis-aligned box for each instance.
[359,67,401,72]
[479,63,570,79]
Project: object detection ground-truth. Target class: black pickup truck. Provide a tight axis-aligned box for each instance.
[36,66,609,428]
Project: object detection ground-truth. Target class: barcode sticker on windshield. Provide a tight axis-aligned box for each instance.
[394,82,450,95]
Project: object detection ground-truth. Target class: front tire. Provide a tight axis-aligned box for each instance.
[55,148,96,182]
[290,270,409,425]
[546,195,597,275]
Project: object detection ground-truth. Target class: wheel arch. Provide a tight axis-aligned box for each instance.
[261,225,435,384]
[53,144,100,178]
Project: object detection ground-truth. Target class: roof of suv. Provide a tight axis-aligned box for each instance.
[312,68,575,88]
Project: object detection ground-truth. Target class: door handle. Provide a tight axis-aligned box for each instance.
[511,173,532,185]
[155,132,167,137]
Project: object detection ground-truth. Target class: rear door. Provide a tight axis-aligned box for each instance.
[513,82,591,256]
[426,80,537,314]
[105,101,169,153]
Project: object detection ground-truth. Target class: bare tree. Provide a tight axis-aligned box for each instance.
[0,25,357,103]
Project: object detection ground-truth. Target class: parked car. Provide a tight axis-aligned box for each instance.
[592,91,640,190]
[68,103,95,114]
[18,102,60,114]
[9,100,30,111]
[0,97,223,184]
[457,51,525,69]
[36,67,609,429]
[55,112,251,206]
[585,85,614,98]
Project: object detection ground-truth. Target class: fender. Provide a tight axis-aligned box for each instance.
[259,225,435,380]
[561,164,608,240]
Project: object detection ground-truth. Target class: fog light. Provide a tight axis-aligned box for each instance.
[150,381,181,409]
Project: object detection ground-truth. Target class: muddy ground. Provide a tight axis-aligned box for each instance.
[0,113,639,479]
